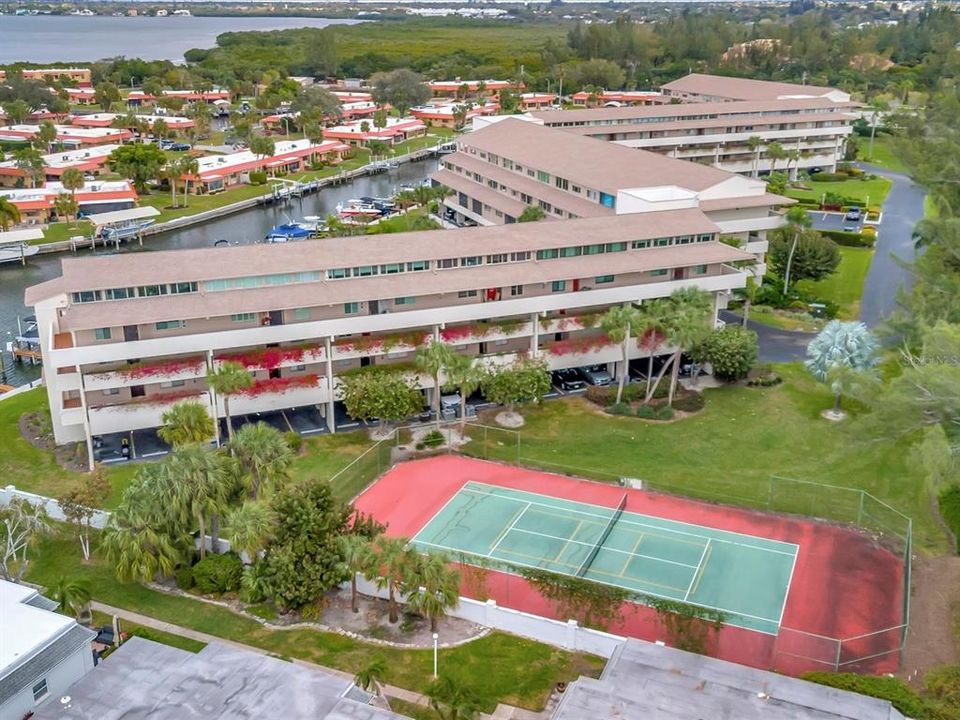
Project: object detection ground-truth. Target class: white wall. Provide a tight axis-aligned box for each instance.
[0,485,111,529]
[0,642,94,720]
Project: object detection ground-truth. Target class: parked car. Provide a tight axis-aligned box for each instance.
[552,369,587,392]
[169,142,191,152]
[844,206,862,222]
[808,166,823,175]
[678,354,708,378]
[578,365,613,386]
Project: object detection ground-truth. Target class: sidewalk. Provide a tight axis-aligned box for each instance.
[91,601,547,720]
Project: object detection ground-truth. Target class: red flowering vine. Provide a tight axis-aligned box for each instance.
[217,345,321,370]
[237,374,319,398]
[544,333,614,356]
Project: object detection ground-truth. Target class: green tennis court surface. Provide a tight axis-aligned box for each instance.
[411,482,799,634]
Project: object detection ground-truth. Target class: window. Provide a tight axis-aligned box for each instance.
[161,380,186,388]
[560,247,581,258]
[583,244,605,256]
[32,679,48,702]
[510,251,530,262]
[395,296,416,305]
[231,313,256,322]
[328,268,349,279]
[537,170,550,184]
[655,238,670,247]
[138,284,168,297]
[380,263,403,275]
[571,185,582,194]
[595,275,615,284]
[487,253,508,264]
[407,260,429,272]
[103,287,134,300]
[631,240,650,249]
[649,269,668,277]
[698,233,714,243]
[457,290,478,298]
[694,264,708,275]
[605,242,627,253]
[551,280,566,292]
[599,192,616,209]
[355,265,377,277]
[71,290,100,304]
[344,302,360,314]
[293,308,311,321]
[461,256,482,267]
[536,249,559,260]
[155,320,185,330]
[169,281,198,294]
[103,387,119,396]
[438,258,458,269]
[678,235,693,245]
[555,176,569,191]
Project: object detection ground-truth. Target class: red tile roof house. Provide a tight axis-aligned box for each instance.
[571,90,666,107]
[125,89,231,107]
[181,139,350,194]
[322,117,427,147]
[0,124,133,149]
[330,91,374,104]
[261,102,388,130]
[0,143,122,188]
[519,93,557,111]
[70,113,194,132]
[0,180,138,225]
[410,102,499,129]
[65,88,97,105]
[428,80,517,99]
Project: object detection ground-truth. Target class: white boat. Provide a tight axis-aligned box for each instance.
[100,218,155,242]
[0,243,39,264]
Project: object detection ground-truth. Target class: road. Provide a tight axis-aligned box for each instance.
[857,164,925,327]
[719,311,815,362]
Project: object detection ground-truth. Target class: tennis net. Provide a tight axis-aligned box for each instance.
[575,492,628,577]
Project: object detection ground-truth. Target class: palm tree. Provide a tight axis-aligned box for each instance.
[366,535,415,624]
[416,340,456,429]
[782,205,814,293]
[47,577,92,621]
[426,676,483,720]
[635,302,667,398]
[740,275,759,328]
[225,501,275,558]
[645,289,712,407]
[0,197,20,230]
[164,156,185,209]
[340,534,375,613]
[60,167,85,201]
[600,304,641,405]
[158,400,215,447]
[179,156,199,208]
[354,656,389,707]
[165,444,231,559]
[785,148,800,179]
[405,552,460,632]
[867,99,889,160]
[765,141,787,175]
[442,354,484,433]
[53,193,78,224]
[746,135,763,178]
[229,421,293,500]
[207,361,253,442]
[13,147,44,188]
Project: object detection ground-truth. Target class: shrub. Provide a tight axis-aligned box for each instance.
[636,404,658,419]
[695,326,758,381]
[810,172,848,182]
[175,565,194,591]
[656,406,674,421]
[747,373,783,387]
[284,431,303,454]
[802,673,934,719]
[248,170,268,185]
[584,385,614,406]
[622,383,645,402]
[421,429,445,448]
[820,229,875,248]
[672,392,705,413]
[939,485,960,553]
[925,666,960,707]
[192,553,244,595]
[608,402,632,416]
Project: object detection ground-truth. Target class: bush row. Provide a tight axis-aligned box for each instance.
[804,671,960,720]
[820,229,877,248]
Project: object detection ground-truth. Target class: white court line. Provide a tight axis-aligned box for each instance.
[508,526,700,570]
[461,482,799,556]
[410,482,511,546]
[683,539,712,602]
[776,545,801,627]
[487,502,531,557]
[411,536,783,632]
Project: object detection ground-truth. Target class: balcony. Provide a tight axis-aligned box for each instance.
[216,375,330,416]
[332,330,430,362]
[438,320,534,348]
[85,355,207,391]
[714,215,785,236]
[88,391,208,434]
[214,344,325,373]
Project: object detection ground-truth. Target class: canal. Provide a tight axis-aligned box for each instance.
[0,158,436,387]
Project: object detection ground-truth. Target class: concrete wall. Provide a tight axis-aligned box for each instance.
[0,637,95,720]
[0,485,111,529]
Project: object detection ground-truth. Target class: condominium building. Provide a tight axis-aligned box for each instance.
[661,72,851,104]
[528,98,856,176]
[1,180,137,225]
[0,124,132,148]
[433,118,785,267]
[70,113,194,132]
[428,80,516,99]
[0,143,121,188]
[323,116,427,146]
[0,67,93,86]
[27,210,754,466]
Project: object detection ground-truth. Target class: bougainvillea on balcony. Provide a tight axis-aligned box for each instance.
[237,374,320,398]
[539,313,602,332]
[637,328,668,350]
[335,331,430,355]
[545,333,614,356]
[92,356,205,381]
[217,345,321,371]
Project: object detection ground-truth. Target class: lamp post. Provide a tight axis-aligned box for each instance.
[432,632,439,679]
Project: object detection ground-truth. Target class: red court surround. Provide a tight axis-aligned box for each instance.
[353,455,905,674]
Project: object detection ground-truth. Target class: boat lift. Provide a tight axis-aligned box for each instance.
[0,228,43,266]
[84,206,161,250]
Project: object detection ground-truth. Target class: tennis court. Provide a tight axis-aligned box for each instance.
[411,481,799,634]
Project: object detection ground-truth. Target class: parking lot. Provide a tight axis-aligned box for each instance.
[809,209,866,233]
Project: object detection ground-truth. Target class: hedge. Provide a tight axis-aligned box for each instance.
[802,673,943,719]
[939,485,960,553]
[810,172,848,182]
[192,553,244,594]
[820,229,876,248]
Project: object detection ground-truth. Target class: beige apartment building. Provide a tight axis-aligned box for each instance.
[433,118,787,274]
[660,73,851,104]
[528,98,856,177]
[27,212,754,467]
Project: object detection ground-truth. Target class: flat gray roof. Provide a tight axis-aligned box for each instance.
[553,640,906,720]
[32,637,410,719]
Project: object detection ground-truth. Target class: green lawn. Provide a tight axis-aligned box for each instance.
[925,195,939,218]
[786,176,893,207]
[797,246,874,319]
[90,610,206,653]
[467,365,945,552]
[28,531,601,713]
[744,305,825,332]
[861,135,908,174]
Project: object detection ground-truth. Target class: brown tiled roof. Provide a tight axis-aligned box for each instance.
[57,242,751,331]
[530,97,856,125]
[661,73,844,102]
[552,111,857,138]
[698,193,795,211]
[433,168,534,220]
[459,119,735,194]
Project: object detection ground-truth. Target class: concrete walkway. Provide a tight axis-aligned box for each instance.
[91,601,547,720]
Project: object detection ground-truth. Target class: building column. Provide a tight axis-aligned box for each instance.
[78,366,95,471]
[530,312,540,357]
[324,337,336,433]
[207,350,221,447]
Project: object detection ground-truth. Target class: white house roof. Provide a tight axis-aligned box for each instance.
[0,579,73,673]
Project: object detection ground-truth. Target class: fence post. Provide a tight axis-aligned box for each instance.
[766,476,774,511]
[857,491,865,527]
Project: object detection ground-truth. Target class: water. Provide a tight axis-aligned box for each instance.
[0,15,358,63]
[0,159,435,387]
